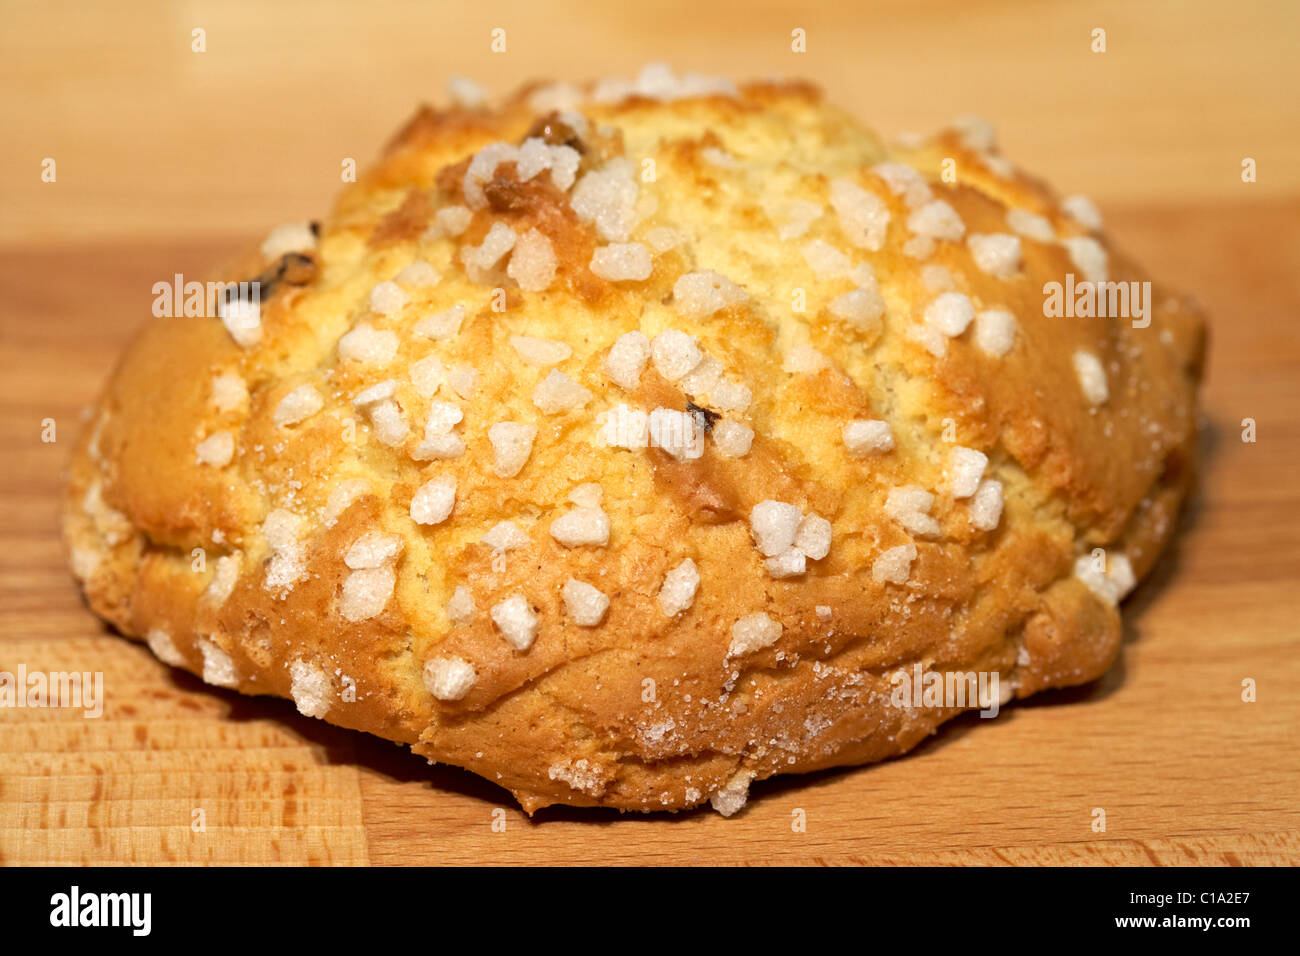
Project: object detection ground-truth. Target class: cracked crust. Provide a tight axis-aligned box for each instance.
[63,72,1205,814]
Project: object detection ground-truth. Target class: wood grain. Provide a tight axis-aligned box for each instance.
[1,0,1298,865]
[1,199,1297,865]
[1,0,1298,244]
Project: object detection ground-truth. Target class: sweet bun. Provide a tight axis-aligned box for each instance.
[64,66,1206,814]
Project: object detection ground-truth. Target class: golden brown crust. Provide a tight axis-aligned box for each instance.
[63,70,1205,814]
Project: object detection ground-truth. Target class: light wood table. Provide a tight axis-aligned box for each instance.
[0,0,1297,865]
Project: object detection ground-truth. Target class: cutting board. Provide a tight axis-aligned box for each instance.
[1,199,1297,865]
[2,0,1299,865]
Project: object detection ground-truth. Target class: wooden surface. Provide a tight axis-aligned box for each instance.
[1,0,1299,865]
[3,0,1299,243]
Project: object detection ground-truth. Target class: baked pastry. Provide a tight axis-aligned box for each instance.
[64,65,1206,815]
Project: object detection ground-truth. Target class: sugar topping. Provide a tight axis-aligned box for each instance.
[884,486,941,537]
[728,612,782,657]
[967,233,1022,279]
[679,353,722,395]
[410,355,446,397]
[970,479,1004,531]
[645,226,684,252]
[712,419,754,458]
[872,543,918,585]
[902,235,937,261]
[750,503,831,578]
[340,566,395,622]
[323,480,369,527]
[491,594,540,651]
[339,323,399,364]
[1006,208,1055,242]
[1062,236,1108,283]
[410,475,457,525]
[218,294,261,348]
[974,309,1017,357]
[344,530,404,570]
[198,638,239,688]
[289,659,332,718]
[587,62,737,105]
[274,384,324,427]
[210,372,249,413]
[447,74,487,109]
[260,221,317,260]
[650,329,703,381]
[829,288,885,330]
[709,379,751,413]
[195,431,235,468]
[658,558,700,616]
[529,82,582,113]
[146,628,185,667]
[547,758,607,795]
[924,291,976,337]
[507,228,558,292]
[432,205,474,238]
[907,200,965,242]
[463,142,520,209]
[70,547,100,582]
[843,419,894,456]
[369,280,409,315]
[447,366,478,398]
[365,398,409,448]
[952,113,997,151]
[794,514,832,560]
[532,369,592,413]
[511,335,572,366]
[550,505,610,547]
[1072,350,1109,406]
[571,159,639,242]
[871,162,933,208]
[414,304,466,341]
[352,380,397,406]
[462,221,517,280]
[701,146,740,168]
[515,138,554,182]
[749,500,803,557]
[765,548,805,578]
[604,331,651,390]
[447,585,476,625]
[921,264,954,292]
[1062,194,1103,232]
[1074,551,1136,606]
[947,446,988,499]
[515,137,581,191]
[482,520,530,552]
[649,407,704,459]
[590,242,653,282]
[783,345,829,374]
[771,198,823,240]
[202,554,241,606]
[562,578,610,626]
[829,178,890,251]
[424,656,477,701]
[81,480,130,544]
[801,239,851,278]
[488,421,538,477]
[353,378,397,417]
[672,270,748,319]
[568,483,603,508]
[709,770,755,817]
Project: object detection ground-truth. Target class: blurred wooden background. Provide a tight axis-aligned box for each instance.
[1,0,1298,244]
[1,0,1298,865]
